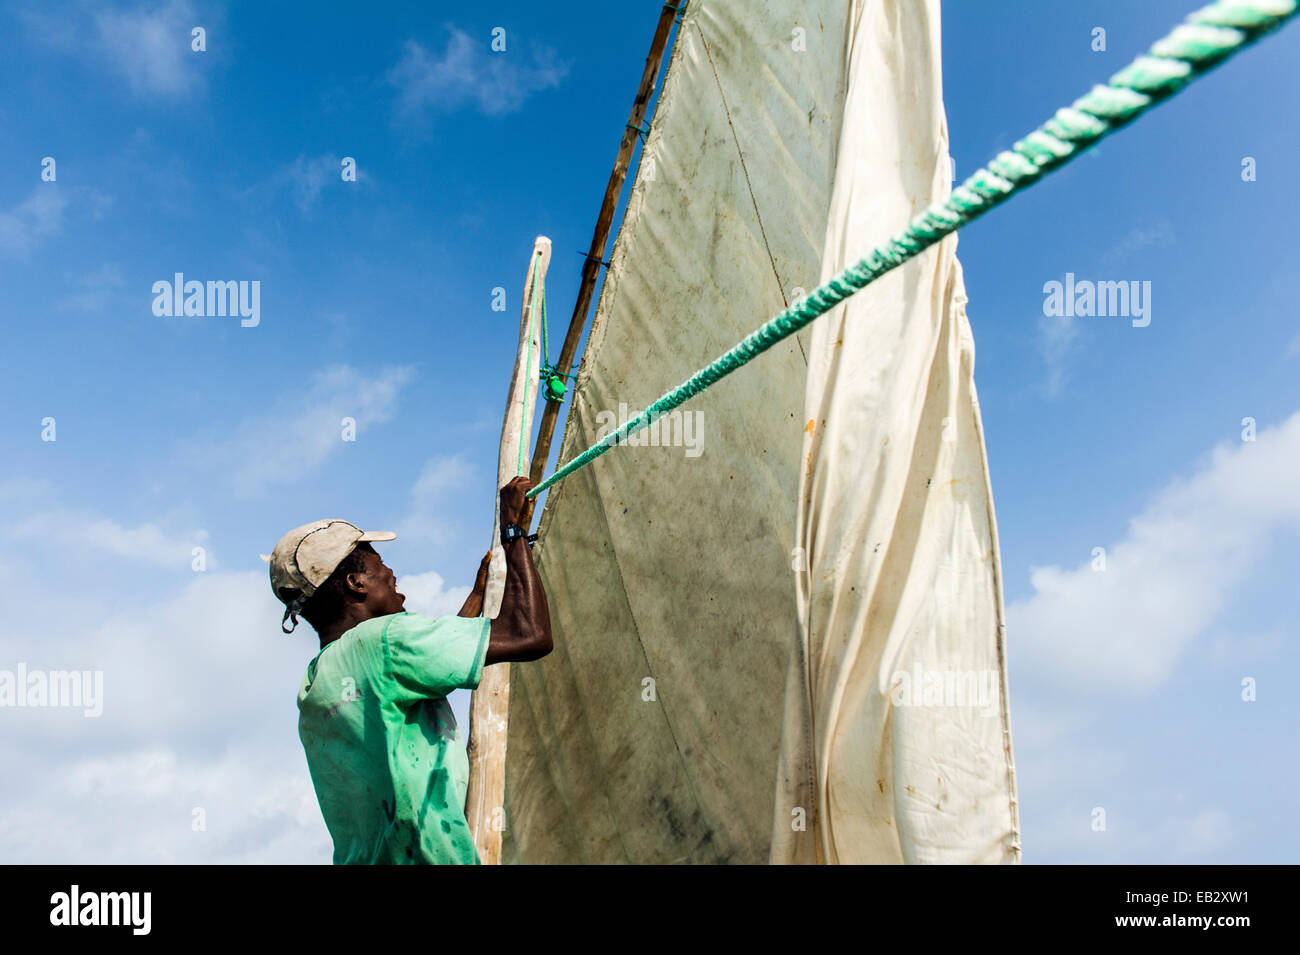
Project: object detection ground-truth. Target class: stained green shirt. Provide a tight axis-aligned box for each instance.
[297,611,491,865]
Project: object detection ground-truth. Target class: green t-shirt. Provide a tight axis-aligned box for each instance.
[297,611,491,865]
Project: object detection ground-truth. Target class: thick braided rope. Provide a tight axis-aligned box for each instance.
[527,0,1298,499]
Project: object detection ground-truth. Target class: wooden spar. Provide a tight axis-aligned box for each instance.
[520,2,681,530]
[465,236,551,864]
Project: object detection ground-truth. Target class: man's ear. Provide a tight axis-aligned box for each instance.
[345,567,370,598]
[345,552,377,598]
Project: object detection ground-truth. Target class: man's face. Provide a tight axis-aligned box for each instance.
[358,549,406,616]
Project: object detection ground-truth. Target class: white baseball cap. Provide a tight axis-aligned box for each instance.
[265,520,396,632]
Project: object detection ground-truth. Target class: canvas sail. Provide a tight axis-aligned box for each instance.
[501,0,1018,864]
[769,1,1020,864]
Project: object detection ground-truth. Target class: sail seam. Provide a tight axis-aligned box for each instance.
[695,20,807,365]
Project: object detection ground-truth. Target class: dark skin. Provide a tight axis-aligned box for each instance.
[313,476,553,665]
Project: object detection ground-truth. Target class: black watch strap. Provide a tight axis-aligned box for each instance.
[501,523,526,544]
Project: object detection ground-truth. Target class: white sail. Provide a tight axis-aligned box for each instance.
[770,1,1019,864]
[503,0,1018,864]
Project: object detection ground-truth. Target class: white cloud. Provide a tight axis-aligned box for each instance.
[0,476,56,505]
[398,569,470,619]
[95,0,201,97]
[80,263,124,287]
[1181,809,1235,856]
[59,263,126,312]
[184,363,415,498]
[0,566,327,862]
[1,740,330,864]
[9,509,209,568]
[412,453,473,499]
[1036,309,1079,398]
[1098,220,1174,268]
[0,480,210,578]
[286,154,342,214]
[399,453,480,555]
[239,154,355,217]
[1023,797,1236,863]
[0,496,483,862]
[22,0,206,100]
[0,187,67,259]
[1008,409,1300,693]
[388,26,568,120]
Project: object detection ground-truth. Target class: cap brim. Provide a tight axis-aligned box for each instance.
[357,530,397,543]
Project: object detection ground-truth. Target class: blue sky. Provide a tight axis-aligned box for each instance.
[1,0,1296,863]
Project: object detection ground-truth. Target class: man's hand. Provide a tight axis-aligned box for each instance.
[473,550,492,592]
[457,551,493,619]
[499,475,532,529]
[486,475,552,665]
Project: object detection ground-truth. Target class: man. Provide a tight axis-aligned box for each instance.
[267,475,551,864]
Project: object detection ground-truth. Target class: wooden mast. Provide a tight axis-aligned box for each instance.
[520,2,682,530]
[465,236,550,864]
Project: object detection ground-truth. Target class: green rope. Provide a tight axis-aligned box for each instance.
[526,0,1298,500]
[540,289,551,366]
[537,287,576,403]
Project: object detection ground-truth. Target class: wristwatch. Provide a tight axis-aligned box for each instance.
[501,523,526,544]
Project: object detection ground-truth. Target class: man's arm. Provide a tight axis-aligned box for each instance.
[485,476,553,665]
[457,552,492,618]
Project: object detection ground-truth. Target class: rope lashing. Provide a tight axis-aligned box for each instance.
[536,274,578,403]
[525,0,1299,500]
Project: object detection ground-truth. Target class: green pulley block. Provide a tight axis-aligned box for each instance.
[544,374,567,402]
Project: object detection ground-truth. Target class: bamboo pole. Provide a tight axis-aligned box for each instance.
[520,2,682,530]
[465,236,550,864]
